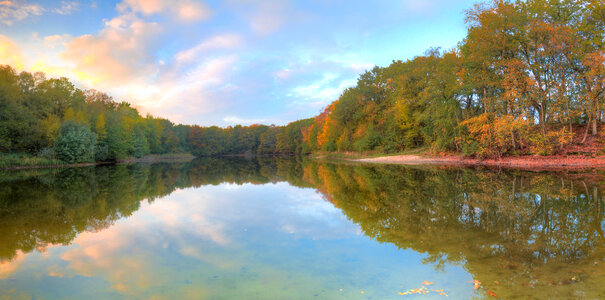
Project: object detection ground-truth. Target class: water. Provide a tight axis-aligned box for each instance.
[0,158,604,299]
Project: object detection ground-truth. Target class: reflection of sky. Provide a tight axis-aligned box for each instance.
[0,182,473,299]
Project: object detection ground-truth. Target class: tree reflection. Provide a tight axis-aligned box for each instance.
[302,164,605,299]
[1,158,604,298]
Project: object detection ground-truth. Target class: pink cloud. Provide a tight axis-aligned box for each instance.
[61,14,161,85]
[118,0,211,22]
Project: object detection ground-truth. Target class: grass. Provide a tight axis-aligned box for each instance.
[0,153,66,169]
[117,153,196,163]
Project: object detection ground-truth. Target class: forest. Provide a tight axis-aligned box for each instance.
[0,0,604,164]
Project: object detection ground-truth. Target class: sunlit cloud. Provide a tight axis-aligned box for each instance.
[118,0,211,22]
[61,14,161,86]
[0,34,24,69]
[43,33,72,48]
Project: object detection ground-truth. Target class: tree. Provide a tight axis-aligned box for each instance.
[53,121,97,163]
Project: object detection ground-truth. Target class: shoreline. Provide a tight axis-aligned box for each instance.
[352,154,605,171]
[0,153,195,171]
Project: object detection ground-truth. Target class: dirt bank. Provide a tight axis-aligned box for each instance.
[354,154,605,171]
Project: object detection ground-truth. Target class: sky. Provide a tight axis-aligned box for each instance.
[0,0,479,126]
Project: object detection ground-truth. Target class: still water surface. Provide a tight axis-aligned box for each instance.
[1,158,604,299]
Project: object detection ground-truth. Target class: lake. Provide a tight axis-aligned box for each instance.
[1,158,604,299]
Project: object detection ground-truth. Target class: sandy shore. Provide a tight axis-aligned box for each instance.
[354,154,605,171]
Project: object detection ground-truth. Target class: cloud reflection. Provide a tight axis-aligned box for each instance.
[52,182,358,295]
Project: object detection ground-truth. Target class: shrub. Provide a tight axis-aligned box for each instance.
[94,143,109,161]
[53,121,97,163]
[37,148,55,160]
[456,114,530,159]
[529,127,574,156]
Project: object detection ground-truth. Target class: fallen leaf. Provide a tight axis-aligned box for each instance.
[422,281,434,285]
[360,291,364,294]
[471,280,481,290]
[487,290,498,298]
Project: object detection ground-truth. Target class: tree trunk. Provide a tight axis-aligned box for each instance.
[592,100,599,135]
[539,104,546,135]
[582,113,593,144]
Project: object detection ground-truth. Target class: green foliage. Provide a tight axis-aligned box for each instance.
[354,124,382,152]
[53,121,97,163]
[0,153,64,168]
[133,127,150,158]
[529,128,574,156]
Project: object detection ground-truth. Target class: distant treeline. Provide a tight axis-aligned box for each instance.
[0,65,313,162]
[0,65,193,162]
[1,0,604,162]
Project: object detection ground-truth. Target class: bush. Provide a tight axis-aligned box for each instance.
[37,148,55,160]
[529,127,574,156]
[456,114,530,159]
[354,125,381,152]
[53,121,97,163]
[94,143,109,161]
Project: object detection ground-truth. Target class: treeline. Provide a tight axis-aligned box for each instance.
[301,0,604,157]
[0,65,192,163]
[187,118,314,156]
[0,64,315,163]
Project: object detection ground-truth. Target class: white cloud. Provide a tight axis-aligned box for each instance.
[54,1,79,15]
[174,34,243,64]
[43,34,72,48]
[229,0,291,35]
[292,74,356,103]
[223,116,267,125]
[0,0,44,25]
[118,0,211,22]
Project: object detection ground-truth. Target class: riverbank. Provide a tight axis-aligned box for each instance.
[353,153,605,171]
[0,153,195,170]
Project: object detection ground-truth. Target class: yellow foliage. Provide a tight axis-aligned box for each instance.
[457,114,530,158]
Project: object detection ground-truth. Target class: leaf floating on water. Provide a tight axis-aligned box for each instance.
[470,280,481,290]
[487,290,498,298]
[360,291,364,294]
[398,284,449,297]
